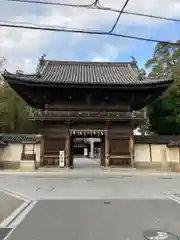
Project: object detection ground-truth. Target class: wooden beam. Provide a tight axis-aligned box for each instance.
[65,133,70,167]
[105,123,110,167]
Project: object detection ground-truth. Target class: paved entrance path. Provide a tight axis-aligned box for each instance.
[73,157,100,169]
[1,174,180,239]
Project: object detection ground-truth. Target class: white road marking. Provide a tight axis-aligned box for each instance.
[9,200,38,228]
[0,187,36,239]
[3,200,38,240]
[164,192,180,204]
[0,187,33,201]
[0,200,30,228]
[3,229,14,240]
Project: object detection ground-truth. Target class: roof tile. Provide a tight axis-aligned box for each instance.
[3,60,171,85]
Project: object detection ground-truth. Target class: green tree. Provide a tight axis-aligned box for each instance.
[0,83,37,133]
[0,58,37,133]
[145,41,180,135]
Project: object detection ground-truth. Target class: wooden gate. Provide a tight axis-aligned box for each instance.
[43,137,65,166]
[109,138,131,166]
[68,134,105,168]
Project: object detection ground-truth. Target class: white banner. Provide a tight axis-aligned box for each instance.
[59,151,65,168]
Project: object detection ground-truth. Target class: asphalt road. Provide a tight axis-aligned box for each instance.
[7,199,180,240]
[0,228,12,240]
[0,174,179,200]
[0,192,22,224]
[1,173,180,240]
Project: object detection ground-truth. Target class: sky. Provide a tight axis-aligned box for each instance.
[0,0,180,73]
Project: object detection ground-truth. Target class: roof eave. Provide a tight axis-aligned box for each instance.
[3,74,173,90]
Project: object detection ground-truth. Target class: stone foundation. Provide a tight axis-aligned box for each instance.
[168,163,180,172]
[135,161,180,172]
[110,157,131,166]
[0,161,20,169]
[135,162,161,169]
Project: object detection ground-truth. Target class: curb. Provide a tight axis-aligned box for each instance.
[0,173,179,178]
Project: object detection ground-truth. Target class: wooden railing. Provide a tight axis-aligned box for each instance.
[32,110,144,120]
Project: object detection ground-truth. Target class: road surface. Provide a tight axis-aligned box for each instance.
[0,169,180,240]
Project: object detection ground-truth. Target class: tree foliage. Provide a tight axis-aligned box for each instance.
[146,41,180,135]
[0,58,37,133]
[0,83,38,133]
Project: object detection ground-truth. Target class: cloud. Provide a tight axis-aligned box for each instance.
[0,0,180,72]
[91,43,133,61]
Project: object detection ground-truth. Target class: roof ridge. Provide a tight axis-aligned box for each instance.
[38,60,49,76]
[46,60,136,66]
[127,63,139,78]
[0,133,42,136]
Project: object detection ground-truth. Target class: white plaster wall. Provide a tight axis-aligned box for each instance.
[151,144,166,163]
[134,144,150,163]
[1,142,180,168]
[2,143,22,162]
[166,148,179,163]
[134,144,180,164]
[0,142,41,163]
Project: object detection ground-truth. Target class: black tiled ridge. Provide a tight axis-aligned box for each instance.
[0,134,42,143]
[3,60,170,85]
[135,135,180,144]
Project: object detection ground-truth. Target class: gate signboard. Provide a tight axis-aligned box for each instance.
[59,150,65,167]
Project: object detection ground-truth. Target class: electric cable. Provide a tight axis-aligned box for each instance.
[0,21,179,46]
[4,0,180,23]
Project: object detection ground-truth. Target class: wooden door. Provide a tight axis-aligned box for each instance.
[109,138,131,166]
[43,137,65,166]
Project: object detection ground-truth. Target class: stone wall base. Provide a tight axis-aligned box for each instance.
[0,161,20,169]
[0,160,180,172]
[135,161,180,172]
[110,158,131,166]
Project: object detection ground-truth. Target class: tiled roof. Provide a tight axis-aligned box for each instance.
[0,134,42,143]
[134,135,180,144]
[3,60,171,85]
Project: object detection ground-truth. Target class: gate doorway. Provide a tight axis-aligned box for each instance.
[69,131,105,169]
[43,137,65,166]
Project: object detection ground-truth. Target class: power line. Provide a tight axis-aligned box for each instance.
[1,22,180,46]
[4,0,180,23]
[5,0,97,8]
[97,1,180,22]
[109,0,130,33]
[2,0,180,46]
[122,11,180,22]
